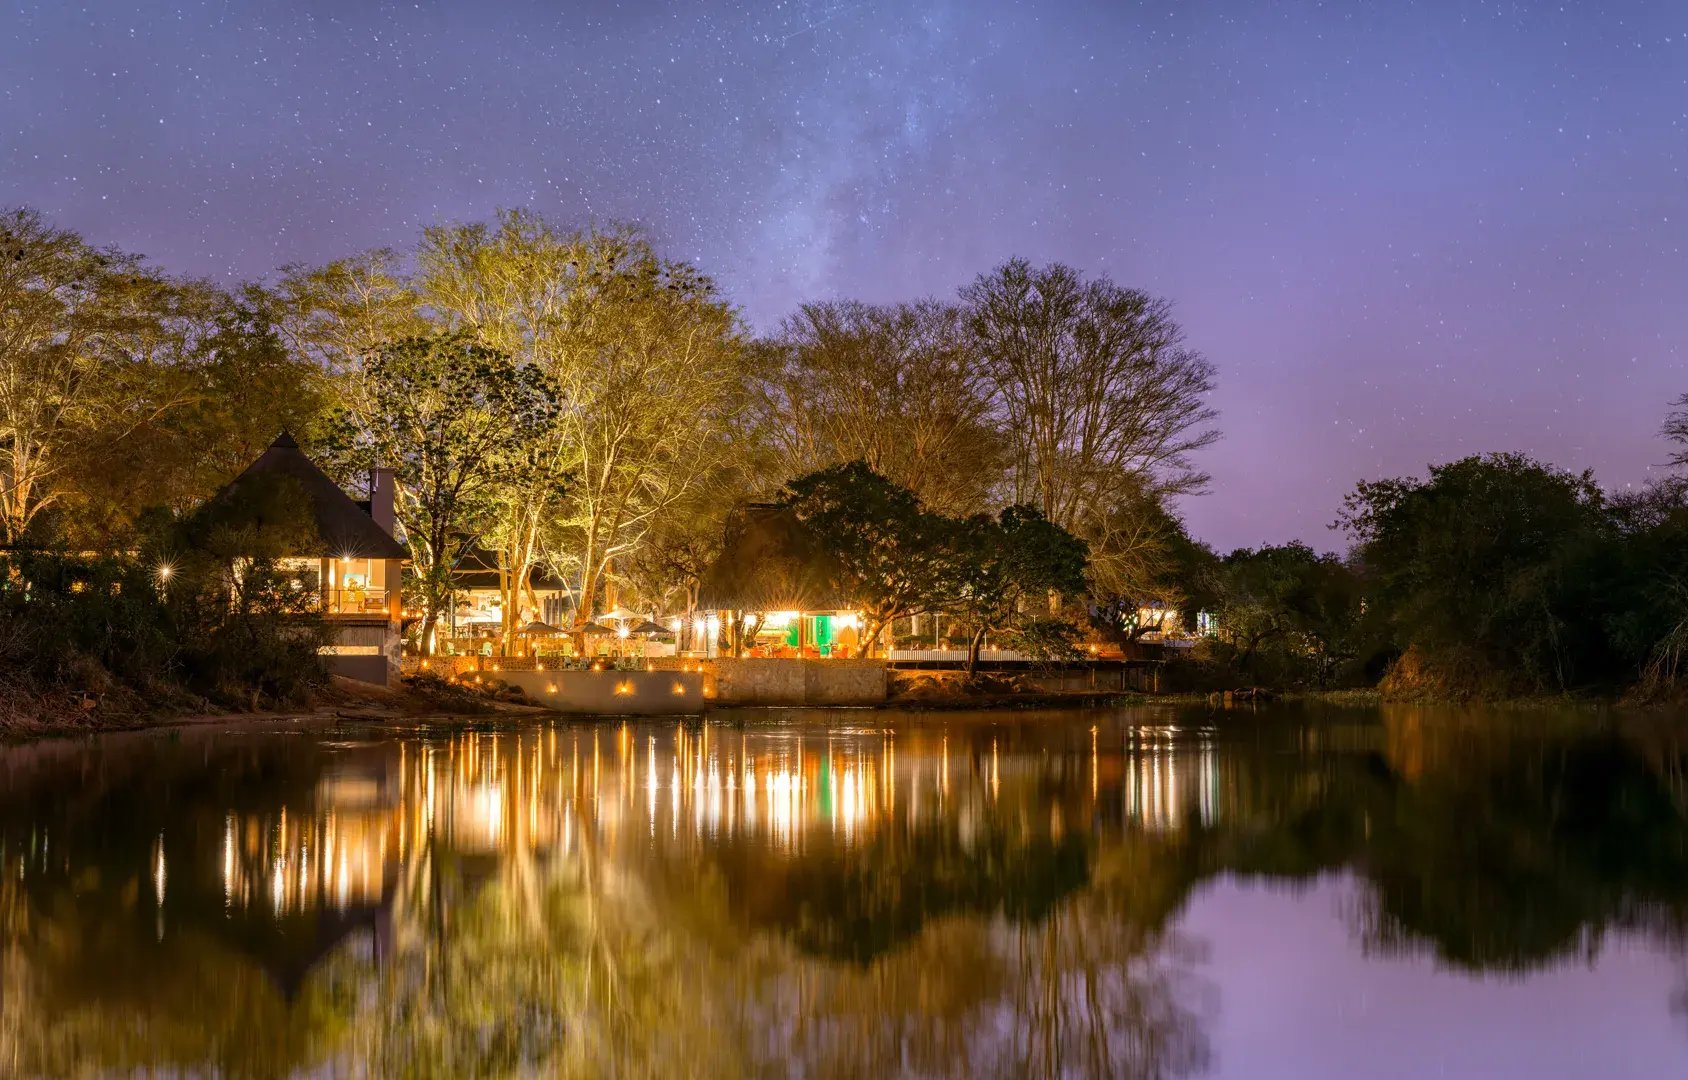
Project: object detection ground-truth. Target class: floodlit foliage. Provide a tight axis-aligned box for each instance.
[319,332,556,653]
[0,208,215,543]
[415,211,748,639]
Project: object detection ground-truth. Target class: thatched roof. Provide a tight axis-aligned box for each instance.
[696,503,848,611]
[209,432,407,560]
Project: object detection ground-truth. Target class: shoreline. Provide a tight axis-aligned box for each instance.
[0,677,553,744]
[6,683,1674,746]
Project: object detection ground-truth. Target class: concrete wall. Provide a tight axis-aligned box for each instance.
[411,655,886,707]
[325,618,400,687]
[494,669,706,715]
[699,657,886,706]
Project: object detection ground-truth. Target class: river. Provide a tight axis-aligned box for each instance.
[1,704,1685,1078]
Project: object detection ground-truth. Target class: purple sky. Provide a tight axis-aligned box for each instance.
[5,1,1685,551]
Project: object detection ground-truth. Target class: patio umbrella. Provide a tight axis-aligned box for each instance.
[631,620,670,636]
[598,607,641,624]
[576,622,616,635]
[521,620,563,636]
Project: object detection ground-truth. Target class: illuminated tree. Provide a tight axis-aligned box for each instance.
[415,210,580,643]
[417,213,747,634]
[267,248,424,377]
[319,332,556,653]
[0,208,211,543]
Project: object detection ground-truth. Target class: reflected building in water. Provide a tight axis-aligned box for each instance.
[7,710,1688,1078]
[14,717,1238,955]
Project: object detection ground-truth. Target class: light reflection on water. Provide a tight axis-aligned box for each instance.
[1,705,1687,1077]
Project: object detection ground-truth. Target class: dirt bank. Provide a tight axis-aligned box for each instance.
[0,675,550,743]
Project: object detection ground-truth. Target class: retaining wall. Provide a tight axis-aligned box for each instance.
[325,618,401,687]
[703,657,887,706]
[494,669,706,715]
[409,655,888,707]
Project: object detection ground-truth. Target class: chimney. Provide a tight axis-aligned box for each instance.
[368,467,396,536]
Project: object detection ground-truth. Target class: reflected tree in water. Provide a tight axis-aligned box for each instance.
[5,711,1688,1076]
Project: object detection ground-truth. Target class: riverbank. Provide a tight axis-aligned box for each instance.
[5,676,1662,744]
[0,674,551,742]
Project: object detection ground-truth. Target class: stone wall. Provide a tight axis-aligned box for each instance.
[404,655,482,680]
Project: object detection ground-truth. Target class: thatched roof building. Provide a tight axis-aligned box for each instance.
[208,432,406,561]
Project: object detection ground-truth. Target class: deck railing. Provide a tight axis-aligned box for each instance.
[322,588,390,615]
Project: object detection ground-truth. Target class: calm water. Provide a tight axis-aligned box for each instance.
[2,705,1686,1079]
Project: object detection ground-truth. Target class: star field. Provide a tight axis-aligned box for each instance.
[4,0,1686,549]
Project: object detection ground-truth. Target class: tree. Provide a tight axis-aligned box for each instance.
[946,506,1089,676]
[1604,475,1688,693]
[542,228,746,625]
[415,210,580,645]
[1338,453,1613,695]
[961,259,1218,530]
[1210,543,1362,686]
[757,299,1004,515]
[0,208,211,543]
[53,299,328,542]
[777,461,957,658]
[1662,393,1688,468]
[1085,480,1214,641]
[267,249,424,377]
[418,215,747,630]
[318,333,555,654]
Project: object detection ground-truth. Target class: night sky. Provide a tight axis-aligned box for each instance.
[5,1,1685,550]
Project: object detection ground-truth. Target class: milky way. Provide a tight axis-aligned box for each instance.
[5,0,1686,549]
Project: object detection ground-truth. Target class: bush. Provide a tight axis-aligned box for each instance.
[0,549,330,718]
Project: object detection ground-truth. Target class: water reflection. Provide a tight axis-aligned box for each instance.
[1,706,1686,1076]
